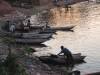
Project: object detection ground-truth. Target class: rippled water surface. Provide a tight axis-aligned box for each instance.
[33,2,100,74]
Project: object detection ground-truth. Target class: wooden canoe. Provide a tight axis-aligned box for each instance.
[39,53,86,65]
[86,72,100,75]
[39,26,74,34]
[21,33,52,39]
[15,38,48,44]
[30,26,74,33]
[50,26,74,31]
[0,26,53,39]
[30,25,74,30]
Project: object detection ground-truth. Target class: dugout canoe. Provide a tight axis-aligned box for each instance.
[39,53,86,65]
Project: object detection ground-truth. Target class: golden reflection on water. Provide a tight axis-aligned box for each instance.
[49,7,81,26]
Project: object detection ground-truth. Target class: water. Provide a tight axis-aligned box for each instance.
[33,2,100,75]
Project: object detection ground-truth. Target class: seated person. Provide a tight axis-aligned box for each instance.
[9,24,15,33]
[26,19,31,29]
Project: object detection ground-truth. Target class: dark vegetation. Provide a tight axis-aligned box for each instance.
[0,53,27,75]
[0,37,27,75]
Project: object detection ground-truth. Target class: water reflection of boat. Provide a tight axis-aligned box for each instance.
[39,53,86,65]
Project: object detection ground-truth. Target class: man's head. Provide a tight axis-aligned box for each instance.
[61,46,64,49]
[28,20,30,22]
[6,20,10,23]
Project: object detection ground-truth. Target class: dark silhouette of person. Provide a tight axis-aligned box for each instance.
[20,20,24,31]
[27,20,31,29]
[58,46,74,66]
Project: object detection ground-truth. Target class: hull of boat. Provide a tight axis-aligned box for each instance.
[21,33,52,39]
[50,26,74,31]
[86,72,100,75]
[39,53,86,65]
[15,38,48,44]
[0,26,53,39]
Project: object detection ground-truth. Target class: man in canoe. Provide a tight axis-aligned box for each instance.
[58,46,74,66]
[19,20,24,31]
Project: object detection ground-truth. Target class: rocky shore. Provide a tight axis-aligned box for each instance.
[0,44,69,75]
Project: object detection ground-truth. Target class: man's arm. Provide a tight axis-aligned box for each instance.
[57,50,63,55]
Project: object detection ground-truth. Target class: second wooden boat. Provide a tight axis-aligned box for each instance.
[15,38,48,44]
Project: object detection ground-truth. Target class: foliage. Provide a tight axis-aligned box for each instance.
[0,54,27,75]
[0,36,27,75]
[4,54,27,75]
[2,37,16,56]
[24,46,34,55]
[2,37,15,45]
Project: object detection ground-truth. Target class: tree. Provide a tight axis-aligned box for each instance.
[0,37,27,75]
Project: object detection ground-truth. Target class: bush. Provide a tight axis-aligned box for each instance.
[0,54,27,75]
[24,47,36,55]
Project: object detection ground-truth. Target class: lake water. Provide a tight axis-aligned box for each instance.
[33,1,100,75]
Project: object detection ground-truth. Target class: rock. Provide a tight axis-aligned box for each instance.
[42,63,51,70]
[36,73,41,75]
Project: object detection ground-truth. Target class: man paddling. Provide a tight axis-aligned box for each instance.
[58,46,74,66]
